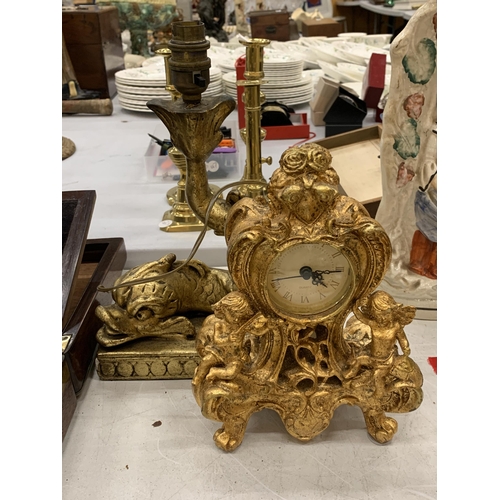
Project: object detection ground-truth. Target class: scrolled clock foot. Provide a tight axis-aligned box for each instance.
[363,409,398,444]
[213,426,244,452]
[212,416,249,452]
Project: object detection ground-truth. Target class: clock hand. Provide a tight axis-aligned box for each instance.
[313,269,344,274]
[314,279,328,287]
[311,273,327,287]
[271,266,313,282]
[311,269,343,287]
[271,267,342,284]
[271,275,304,281]
[301,266,327,287]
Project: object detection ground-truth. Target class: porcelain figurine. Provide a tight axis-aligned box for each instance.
[375,0,437,319]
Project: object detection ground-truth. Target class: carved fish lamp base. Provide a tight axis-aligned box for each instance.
[96,332,202,380]
[94,253,236,380]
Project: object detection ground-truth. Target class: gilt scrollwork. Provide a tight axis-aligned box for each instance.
[192,143,423,451]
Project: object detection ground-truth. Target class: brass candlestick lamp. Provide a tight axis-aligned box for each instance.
[147,21,271,235]
[155,47,206,233]
[227,37,272,204]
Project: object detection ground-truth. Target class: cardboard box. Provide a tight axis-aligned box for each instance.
[301,18,343,38]
[313,125,383,217]
[309,76,340,126]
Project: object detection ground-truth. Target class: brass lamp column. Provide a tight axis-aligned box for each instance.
[227,38,272,205]
[156,47,206,232]
[147,21,236,236]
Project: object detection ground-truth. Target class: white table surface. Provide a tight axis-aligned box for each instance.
[62,96,436,499]
[359,1,417,20]
[62,318,436,500]
[62,97,375,269]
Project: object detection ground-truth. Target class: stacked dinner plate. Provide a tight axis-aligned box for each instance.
[208,45,246,74]
[332,41,392,66]
[222,72,315,107]
[220,49,314,107]
[115,61,224,113]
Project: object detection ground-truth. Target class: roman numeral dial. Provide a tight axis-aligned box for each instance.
[266,242,354,317]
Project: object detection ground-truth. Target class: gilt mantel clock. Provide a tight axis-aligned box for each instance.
[192,143,423,451]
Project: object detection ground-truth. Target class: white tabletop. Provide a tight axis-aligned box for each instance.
[62,99,317,269]
[62,317,437,499]
[359,0,417,20]
[62,97,378,269]
[62,95,436,499]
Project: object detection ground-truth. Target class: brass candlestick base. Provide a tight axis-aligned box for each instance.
[160,208,205,232]
[160,145,206,232]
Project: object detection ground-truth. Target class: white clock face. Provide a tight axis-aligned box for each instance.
[266,242,354,317]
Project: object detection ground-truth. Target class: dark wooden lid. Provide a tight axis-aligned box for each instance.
[62,190,96,330]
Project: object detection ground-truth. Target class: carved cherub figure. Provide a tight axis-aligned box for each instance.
[344,291,416,399]
[193,291,256,386]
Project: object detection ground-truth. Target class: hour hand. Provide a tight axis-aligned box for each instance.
[314,268,344,274]
[311,271,327,287]
[311,268,343,286]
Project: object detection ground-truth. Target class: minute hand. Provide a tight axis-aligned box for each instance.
[271,275,304,282]
[313,269,344,275]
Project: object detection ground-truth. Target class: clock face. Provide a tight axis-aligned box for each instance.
[266,242,354,317]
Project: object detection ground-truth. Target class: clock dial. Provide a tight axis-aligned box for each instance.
[266,242,354,317]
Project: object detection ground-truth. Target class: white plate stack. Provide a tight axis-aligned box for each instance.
[220,49,314,107]
[222,72,315,107]
[208,45,246,74]
[115,61,224,113]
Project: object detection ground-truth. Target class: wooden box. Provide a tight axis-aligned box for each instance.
[62,5,125,99]
[62,191,127,439]
[249,10,291,41]
[63,237,127,392]
[313,125,383,218]
[62,355,77,441]
[301,18,343,38]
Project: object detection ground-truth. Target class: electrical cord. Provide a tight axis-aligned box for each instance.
[97,179,267,293]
